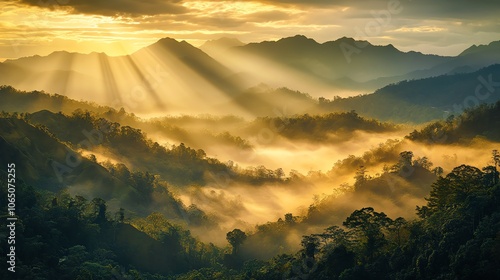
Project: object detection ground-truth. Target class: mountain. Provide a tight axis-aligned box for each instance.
[245,111,398,144]
[131,37,244,105]
[132,37,234,81]
[238,35,449,81]
[459,40,500,57]
[0,116,133,198]
[220,36,500,95]
[407,100,500,144]
[200,37,245,58]
[2,35,500,117]
[0,85,109,114]
[320,64,500,123]
[226,35,451,91]
[218,85,318,117]
[21,109,232,187]
[378,40,500,87]
[0,38,242,114]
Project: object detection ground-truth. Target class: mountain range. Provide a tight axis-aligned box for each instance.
[1,35,500,122]
[3,34,500,279]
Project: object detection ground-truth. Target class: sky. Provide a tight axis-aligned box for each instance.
[1,0,499,60]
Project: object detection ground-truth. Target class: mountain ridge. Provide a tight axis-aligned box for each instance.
[1,35,500,117]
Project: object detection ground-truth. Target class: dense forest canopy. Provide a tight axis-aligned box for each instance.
[2,159,499,279]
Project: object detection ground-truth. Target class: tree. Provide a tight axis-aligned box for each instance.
[275,168,285,179]
[389,217,407,246]
[432,166,444,177]
[354,166,367,186]
[91,198,107,223]
[414,156,433,170]
[343,207,392,261]
[399,151,414,167]
[284,213,296,224]
[313,225,352,249]
[483,166,499,186]
[301,235,320,259]
[391,151,415,176]
[118,208,124,223]
[88,154,97,163]
[226,229,247,255]
[427,165,484,212]
[491,150,499,184]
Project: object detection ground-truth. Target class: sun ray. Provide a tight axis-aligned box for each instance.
[97,53,121,104]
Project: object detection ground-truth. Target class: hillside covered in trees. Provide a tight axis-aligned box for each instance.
[0,105,496,278]
[2,84,500,279]
[2,159,499,279]
[408,101,500,144]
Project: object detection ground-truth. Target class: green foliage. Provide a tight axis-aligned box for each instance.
[0,172,224,279]
[22,109,285,186]
[249,111,398,143]
[320,64,500,123]
[189,162,500,280]
[24,109,230,186]
[226,229,247,256]
[408,100,500,144]
[343,207,392,261]
[0,85,108,115]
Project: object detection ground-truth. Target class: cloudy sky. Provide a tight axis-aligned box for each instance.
[1,0,499,60]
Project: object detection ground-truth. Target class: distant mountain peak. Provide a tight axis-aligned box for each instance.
[290,34,308,39]
[204,37,244,45]
[386,43,396,49]
[278,34,318,44]
[459,40,500,56]
[330,36,372,47]
[156,37,181,45]
[459,44,479,56]
[199,37,245,54]
[51,50,70,54]
[140,37,201,55]
[335,36,356,42]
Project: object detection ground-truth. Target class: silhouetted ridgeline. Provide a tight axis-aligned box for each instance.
[319,64,500,123]
[0,85,108,114]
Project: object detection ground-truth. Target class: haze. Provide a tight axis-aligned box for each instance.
[2,0,499,61]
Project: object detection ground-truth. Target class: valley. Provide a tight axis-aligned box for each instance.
[1,1,500,278]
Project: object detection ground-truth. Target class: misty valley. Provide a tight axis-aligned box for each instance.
[1,35,500,280]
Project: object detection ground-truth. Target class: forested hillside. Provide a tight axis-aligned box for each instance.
[2,159,498,279]
[408,101,500,144]
[319,64,500,123]
[175,163,500,280]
